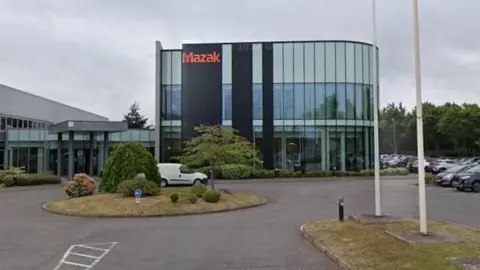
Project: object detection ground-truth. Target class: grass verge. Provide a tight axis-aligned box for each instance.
[43,188,266,218]
[301,219,480,270]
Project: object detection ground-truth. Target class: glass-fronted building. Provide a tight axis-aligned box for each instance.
[0,84,155,176]
[155,40,379,171]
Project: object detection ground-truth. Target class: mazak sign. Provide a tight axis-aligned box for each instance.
[182,51,221,63]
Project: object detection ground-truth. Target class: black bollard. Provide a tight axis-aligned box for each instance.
[338,197,344,222]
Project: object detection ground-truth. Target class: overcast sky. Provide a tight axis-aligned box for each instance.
[0,0,478,121]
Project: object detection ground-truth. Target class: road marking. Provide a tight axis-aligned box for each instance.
[53,241,117,270]
[69,252,101,259]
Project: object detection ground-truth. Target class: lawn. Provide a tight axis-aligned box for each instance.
[302,219,480,270]
[43,188,266,217]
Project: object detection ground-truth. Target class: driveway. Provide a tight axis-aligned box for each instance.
[0,177,478,270]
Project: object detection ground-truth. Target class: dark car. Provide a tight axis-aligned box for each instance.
[435,164,473,187]
[451,164,480,192]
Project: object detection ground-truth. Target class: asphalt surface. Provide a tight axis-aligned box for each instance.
[1,177,479,270]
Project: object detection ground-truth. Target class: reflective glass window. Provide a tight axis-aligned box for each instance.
[0,116,5,129]
[283,43,294,83]
[363,86,370,120]
[355,84,364,119]
[345,43,355,83]
[336,83,346,119]
[294,83,305,119]
[304,83,315,119]
[314,42,325,82]
[171,85,181,120]
[304,43,314,82]
[161,51,172,85]
[252,44,262,83]
[294,43,304,82]
[283,83,294,119]
[346,83,355,119]
[273,44,283,83]
[273,84,283,119]
[165,86,172,119]
[222,44,232,84]
[354,44,363,83]
[253,84,263,120]
[161,86,166,116]
[335,42,346,82]
[363,45,370,84]
[325,83,336,118]
[314,83,326,119]
[325,43,336,82]
[222,84,232,120]
[171,51,182,84]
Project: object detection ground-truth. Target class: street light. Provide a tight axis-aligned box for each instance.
[413,0,428,235]
[371,0,382,217]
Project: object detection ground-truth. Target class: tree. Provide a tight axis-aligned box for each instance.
[123,102,149,129]
[175,125,262,186]
[379,101,480,156]
[99,142,161,193]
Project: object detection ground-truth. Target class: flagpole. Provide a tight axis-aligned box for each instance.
[413,0,428,235]
[372,0,381,216]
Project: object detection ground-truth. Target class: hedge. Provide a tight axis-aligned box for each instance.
[2,173,61,187]
[195,164,409,180]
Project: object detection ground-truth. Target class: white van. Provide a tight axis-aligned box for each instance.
[157,163,208,187]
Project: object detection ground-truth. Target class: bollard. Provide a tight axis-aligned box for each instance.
[338,197,344,222]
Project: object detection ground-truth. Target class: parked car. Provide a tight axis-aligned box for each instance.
[451,164,480,192]
[157,163,208,187]
[430,161,457,174]
[435,164,474,187]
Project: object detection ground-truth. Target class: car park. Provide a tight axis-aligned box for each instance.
[435,164,475,187]
[451,164,480,192]
[157,163,208,187]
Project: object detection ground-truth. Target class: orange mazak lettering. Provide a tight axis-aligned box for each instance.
[182,52,220,63]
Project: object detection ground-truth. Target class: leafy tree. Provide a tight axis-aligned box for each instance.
[175,125,262,186]
[99,142,161,193]
[379,101,480,156]
[123,101,149,129]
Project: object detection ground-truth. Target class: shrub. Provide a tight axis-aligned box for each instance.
[188,193,198,204]
[191,182,207,198]
[2,175,15,187]
[16,173,61,186]
[170,193,179,203]
[196,166,222,179]
[277,169,294,178]
[116,179,160,197]
[425,172,433,183]
[251,169,275,178]
[203,189,221,203]
[0,166,26,184]
[220,164,254,179]
[99,142,161,193]
[64,173,96,198]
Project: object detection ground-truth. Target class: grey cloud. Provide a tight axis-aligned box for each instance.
[0,0,479,121]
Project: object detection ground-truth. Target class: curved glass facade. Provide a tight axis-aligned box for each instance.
[159,40,378,171]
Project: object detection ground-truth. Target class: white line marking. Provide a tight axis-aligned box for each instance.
[77,245,108,251]
[63,261,92,267]
[69,252,101,259]
[53,241,118,270]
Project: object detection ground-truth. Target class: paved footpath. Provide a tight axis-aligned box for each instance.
[0,177,478,269]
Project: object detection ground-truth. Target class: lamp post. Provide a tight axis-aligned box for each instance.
[413,0,428,235]
[371,0,381,217]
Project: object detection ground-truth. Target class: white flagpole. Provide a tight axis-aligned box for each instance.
[413,0,428,235]
[372,0,381,216]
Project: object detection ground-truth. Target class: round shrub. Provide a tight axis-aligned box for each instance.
[203,189,221,203]
[188,193,198,204]
[191,182,207,198]
[99,142,161,193]
[64,173,96,198]
[116,179,160,197]
[170,193,179,203]
[2,174,15,187]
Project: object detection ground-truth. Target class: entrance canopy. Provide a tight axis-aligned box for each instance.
[48,120,128,180]
[48,120,127,134]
